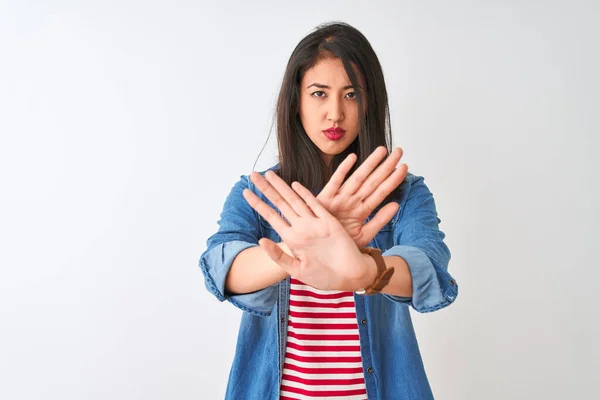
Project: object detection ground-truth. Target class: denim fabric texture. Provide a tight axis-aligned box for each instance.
[199,165,458,399]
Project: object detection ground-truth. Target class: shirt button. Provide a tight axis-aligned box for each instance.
[280,317,285,323]
[361,319,367,325]
[449,279,456,286]
[367,367,374,374]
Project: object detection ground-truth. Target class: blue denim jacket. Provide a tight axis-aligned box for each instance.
[199,165,458,399]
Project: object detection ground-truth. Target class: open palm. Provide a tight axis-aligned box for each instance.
[243,171,369,291]
[317,146,408,248]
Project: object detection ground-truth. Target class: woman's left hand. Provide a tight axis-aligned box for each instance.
[317,146,408,248]
[242,171,374,291]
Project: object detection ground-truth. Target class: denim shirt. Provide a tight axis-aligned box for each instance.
[199,165,459,400]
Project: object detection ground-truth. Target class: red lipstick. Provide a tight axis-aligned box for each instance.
[323,127,346,141]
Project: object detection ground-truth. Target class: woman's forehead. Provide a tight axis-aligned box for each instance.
[301,57,361,89]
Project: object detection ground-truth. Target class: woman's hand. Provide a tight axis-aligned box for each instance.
[242,171,374,291]
[317,146,408,248]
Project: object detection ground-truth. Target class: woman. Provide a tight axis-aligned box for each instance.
[199,21,458,400]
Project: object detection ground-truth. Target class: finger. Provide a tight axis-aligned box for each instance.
[338,146,388,195]
[318,153,357,200]
[291,181,333,220]
[242,188,290,233]
[361,202,400,242]
[264,170,315,218]
[259,237,300,275]
[249,171,299,221]
[362,164,408,211]
[355,147,403,200]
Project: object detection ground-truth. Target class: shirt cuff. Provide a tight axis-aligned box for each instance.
[199,240,278,317]
[382,245,455,313]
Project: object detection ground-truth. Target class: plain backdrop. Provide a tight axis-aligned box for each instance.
[1,1,598,399]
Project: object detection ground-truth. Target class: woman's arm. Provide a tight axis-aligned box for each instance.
[225,243,290,295]
[381,174,459,312]
[199,174,287,317]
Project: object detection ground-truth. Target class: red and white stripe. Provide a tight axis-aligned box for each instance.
[280,278,367,400]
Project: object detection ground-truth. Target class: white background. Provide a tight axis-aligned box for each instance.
[1,1,598,399]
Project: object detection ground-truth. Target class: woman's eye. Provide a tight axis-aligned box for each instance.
[310,91,356,99]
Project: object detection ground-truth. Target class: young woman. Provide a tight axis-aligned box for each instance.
[199,22,459,400]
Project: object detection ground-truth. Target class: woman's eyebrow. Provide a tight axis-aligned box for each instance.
[306,83,356,90]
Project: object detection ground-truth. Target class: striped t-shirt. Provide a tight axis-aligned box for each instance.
[279,278,367,400]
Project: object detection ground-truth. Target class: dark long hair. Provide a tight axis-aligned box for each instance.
[276,21,400,205]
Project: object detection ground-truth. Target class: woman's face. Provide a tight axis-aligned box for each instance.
[299,57,361,165]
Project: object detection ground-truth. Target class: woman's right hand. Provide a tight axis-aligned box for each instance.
[316,146,408,248]
[243,171,377,291]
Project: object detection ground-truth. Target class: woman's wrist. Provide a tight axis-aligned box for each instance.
[274,242,378,291]
[351,253,378,291]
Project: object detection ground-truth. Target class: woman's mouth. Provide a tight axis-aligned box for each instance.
[324,128,346,141]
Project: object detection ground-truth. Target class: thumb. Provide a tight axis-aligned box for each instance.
[259,238,299,274]
[361,202,399,245]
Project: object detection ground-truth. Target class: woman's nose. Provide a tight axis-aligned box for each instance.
[326,98,344,122]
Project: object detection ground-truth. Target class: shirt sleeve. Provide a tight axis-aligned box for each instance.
[198,175,278,317]
[382,175,459,313]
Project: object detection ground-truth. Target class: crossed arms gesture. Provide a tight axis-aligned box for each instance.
[242,146,411,293]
